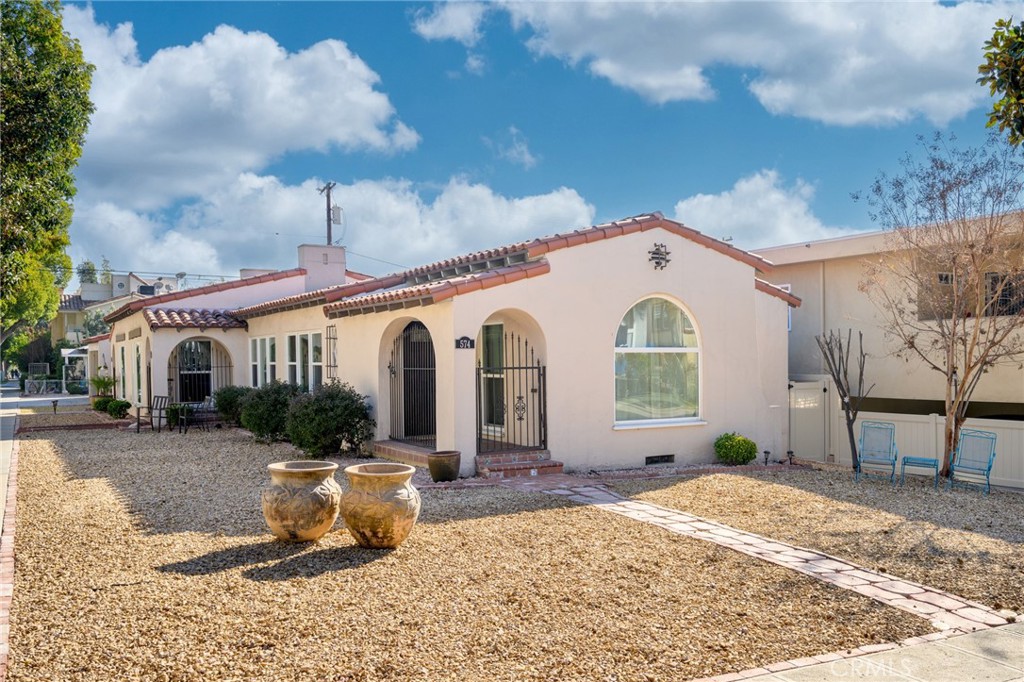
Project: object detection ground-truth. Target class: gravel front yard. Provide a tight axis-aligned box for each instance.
[11,428,933,681]
[612,468,1024,613]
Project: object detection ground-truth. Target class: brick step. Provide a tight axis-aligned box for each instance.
[475,458,564,479]
[475,450,551,468]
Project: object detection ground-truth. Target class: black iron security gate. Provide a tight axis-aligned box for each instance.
[388,321,436,448]
[476,332,547,453]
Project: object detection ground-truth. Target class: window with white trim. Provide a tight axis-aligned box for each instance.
[286,332,323,391]
[250,336,277,387]
[614,297,699,424]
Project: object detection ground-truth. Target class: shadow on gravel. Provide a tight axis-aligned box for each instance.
[242,545,392,581]
[156,540,309,576]
[157,539,391,581]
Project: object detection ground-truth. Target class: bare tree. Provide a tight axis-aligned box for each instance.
[816,329,874,470]
[857,133,1024,476]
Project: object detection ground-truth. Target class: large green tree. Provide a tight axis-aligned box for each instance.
[979,18,1024,146]
[1,0,93,343]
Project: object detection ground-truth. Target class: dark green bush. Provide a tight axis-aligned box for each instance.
[167,403,193,429]
[240,381,301,442]
[67,382,88,395]
[286,381,376,457]
[106,399,132,419]
[714,432,758,465]
[93,396,114,412]
[213,385,254,426]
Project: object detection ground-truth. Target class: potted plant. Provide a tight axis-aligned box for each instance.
[427,450,461,482]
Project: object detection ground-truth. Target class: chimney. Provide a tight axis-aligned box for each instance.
[298,244,347,291]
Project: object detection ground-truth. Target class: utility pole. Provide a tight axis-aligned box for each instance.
[317,181,337,245]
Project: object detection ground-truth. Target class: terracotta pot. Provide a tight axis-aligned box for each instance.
[261,461,342,542]
[339,463,421,549]
[427,450,461,482]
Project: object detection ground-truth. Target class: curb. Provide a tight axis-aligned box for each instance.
[0,414,19,682]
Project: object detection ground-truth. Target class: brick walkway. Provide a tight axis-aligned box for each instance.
[499,475,1019,681]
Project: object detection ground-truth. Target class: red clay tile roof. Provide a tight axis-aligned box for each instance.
[143,309,248,331]
[105,268,305,324]
[233,272,407,318]
[754,279,801,308]
[223,214,779,321]
[323,261,551,318]
[59,294,86,311]
[400,212,773,281]
[82,333,111,344]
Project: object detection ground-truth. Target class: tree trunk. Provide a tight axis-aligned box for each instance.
[846,415,859,472]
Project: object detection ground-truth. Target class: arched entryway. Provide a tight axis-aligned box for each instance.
[387,321,436,448]
[167,338,233,403]
[476,310,547,454]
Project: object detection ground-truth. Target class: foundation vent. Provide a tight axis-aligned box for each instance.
[645,454,675,466]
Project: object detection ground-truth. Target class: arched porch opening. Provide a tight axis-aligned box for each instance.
[386,320,437,449]
[476,309,547,454]
[167,337,233,403]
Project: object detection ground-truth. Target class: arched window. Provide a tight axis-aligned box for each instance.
[614,297,699,424]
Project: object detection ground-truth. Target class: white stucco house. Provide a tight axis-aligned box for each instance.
[98,213,799,477]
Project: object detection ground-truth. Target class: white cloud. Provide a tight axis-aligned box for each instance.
[63,6,419,211]
[673,170,853,249]
[502,1,1012,126]
[69,175,595,279]
[484,126,539,169]
[412,2,488,47]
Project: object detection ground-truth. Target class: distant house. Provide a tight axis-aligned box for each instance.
[50,272,172,346]
[96,213,798,477]
[753,230,1024,489]
[753,230,1024,419]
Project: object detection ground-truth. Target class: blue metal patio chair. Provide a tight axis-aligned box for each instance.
[856,421,897,484]
[947,429,997,494]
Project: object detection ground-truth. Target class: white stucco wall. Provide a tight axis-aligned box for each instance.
[328,227,790,473]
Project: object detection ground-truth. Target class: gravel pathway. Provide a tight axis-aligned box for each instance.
[10,429,933,681]
[611,468,1024,614]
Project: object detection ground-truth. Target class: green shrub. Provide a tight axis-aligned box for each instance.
[167,403,193,429]
[67,382,88,395]
[240,381,301,442]
[213,385,254,426]
[106,399,132,419]
[714,432,758,466]
[89,375,116,396]
[286,381,376,457]
[93,396,113,412]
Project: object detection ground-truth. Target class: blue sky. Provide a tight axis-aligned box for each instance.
[61,1,1020,287]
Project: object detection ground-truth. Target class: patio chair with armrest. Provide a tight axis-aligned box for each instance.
[947,429,997,494]
[856,420,897,484]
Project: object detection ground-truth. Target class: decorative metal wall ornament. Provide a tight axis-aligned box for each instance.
[648,243,671,270]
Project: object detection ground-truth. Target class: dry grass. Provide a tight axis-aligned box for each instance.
[10,429,932,682]
[611,468,1024,613]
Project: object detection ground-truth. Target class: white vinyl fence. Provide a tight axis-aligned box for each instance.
[832,411,1024,491]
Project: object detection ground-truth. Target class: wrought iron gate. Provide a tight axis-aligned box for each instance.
[388,321,436,448]
[476,332,547,453]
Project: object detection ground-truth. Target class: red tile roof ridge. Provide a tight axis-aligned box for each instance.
[82,333,111,344]
[234,272,407,317]
[105,267,306,324]
[755,278,802,308]
[394,212,772,283]
[143,308,247,330]
[323,260,551,317]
